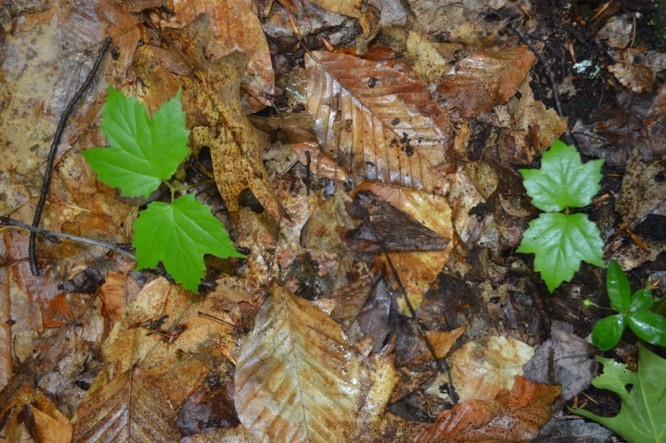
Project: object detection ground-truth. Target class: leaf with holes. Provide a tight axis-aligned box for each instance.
[234,283,361,442]
[305,51,454,193]
[83,86,190,198]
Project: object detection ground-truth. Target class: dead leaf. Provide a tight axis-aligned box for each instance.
[436,46,536,118]
[160,0,276,112]
[401,325,467,367]
[234,283,361,442]
[0,387,72,443]
[305,50,454,193]
[72,368,181,442]
[415,376,561,443]
[450,336,534,402]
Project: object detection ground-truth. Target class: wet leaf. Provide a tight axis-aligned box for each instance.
[72,368,181,442]
[235,284,361,442]
[305,50,454,193]
[132,195,244,292]
[416,376,560,443]
[436,46,536,118]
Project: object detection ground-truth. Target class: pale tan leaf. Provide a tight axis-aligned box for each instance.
[450,336,534,402]
[436,46,536,118]
[305,51,454,194]
[415,376,561,443]
[235,283,361,442]
[72,368,180,443]
[0,387,72,443]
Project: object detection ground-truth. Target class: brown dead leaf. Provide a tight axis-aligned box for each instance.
[72,367,181,442]
[436,46,536,118]
[160,0,275,112]
[308,0,377,36]
[1,387,72,443]
[234,283,361,442]
[450,336,534,402]
[401,325,467,367]
[355,182,454,310]
[305,50,454,194]
[415,376,561,443]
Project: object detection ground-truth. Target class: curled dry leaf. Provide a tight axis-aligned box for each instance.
[436,46,536,118]
[415,376,561,443]
[72,368,180,443]
[0,387,72,443]
[234,283,361,442]
[305,50,454,194]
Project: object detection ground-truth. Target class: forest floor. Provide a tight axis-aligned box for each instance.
[0,0,665,442]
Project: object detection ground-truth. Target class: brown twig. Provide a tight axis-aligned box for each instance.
[29,37,112,276]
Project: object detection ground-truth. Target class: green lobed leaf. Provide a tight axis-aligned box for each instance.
[606,260,632,312]
[132,195,245,291]
[591,314,625,351]
[83,86,190,198]
[517,212,604,292]
[626,311,666,347]
[520,140,604,212]
[570,344,666,443]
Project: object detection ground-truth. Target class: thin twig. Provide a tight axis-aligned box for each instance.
[29,37,112,276]
[2,215,135,259]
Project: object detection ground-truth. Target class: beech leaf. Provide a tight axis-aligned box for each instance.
[83,86,190,198]
[132,195,244,292]
[234,283,361,442]
[517,212,604,292]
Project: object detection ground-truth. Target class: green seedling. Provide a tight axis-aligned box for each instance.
[84,86,244,291]
[570,343,666,443]
[584,260,666,351]
[517,140,605,292]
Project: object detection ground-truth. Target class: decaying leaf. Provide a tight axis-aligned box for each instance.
[415,376,561,443]
[345,190,449,253]
[234,283,361,442]
[436,46,536,118]
[72,368,181,442]
[450,336,535,402]
[305,50,454,193]
[400,325,467,367]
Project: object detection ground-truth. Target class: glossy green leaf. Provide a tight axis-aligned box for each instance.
[606,260,631,312]
[133,195,245,291]
[626,311,666,347]
[570,344,666,443]
[83,86,190,198]
[591,314,625,351]
[517,212,604,292]
[629,289,654,313]
[520,140,604,212]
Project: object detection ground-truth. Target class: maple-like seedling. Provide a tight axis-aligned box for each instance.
[84,86,244,291]
[517,140,605,292]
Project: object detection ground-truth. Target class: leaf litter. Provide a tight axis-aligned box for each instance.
[1,0,665,442]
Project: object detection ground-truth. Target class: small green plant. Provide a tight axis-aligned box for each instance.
[584,260,666,351]
[84,86,244,291]
[570,343,666,443]
[517,140,605,292]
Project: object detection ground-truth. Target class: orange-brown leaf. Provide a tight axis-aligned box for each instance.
[436,46,536,118]
[415,376,561,443]
[305,51,454,193]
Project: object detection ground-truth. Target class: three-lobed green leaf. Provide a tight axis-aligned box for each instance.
[517,212,604,292]
[84,86,244,291]
[83,86,190,198]
[570,343,666,443]
[520,140,604,212]
[133,195,245,292]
